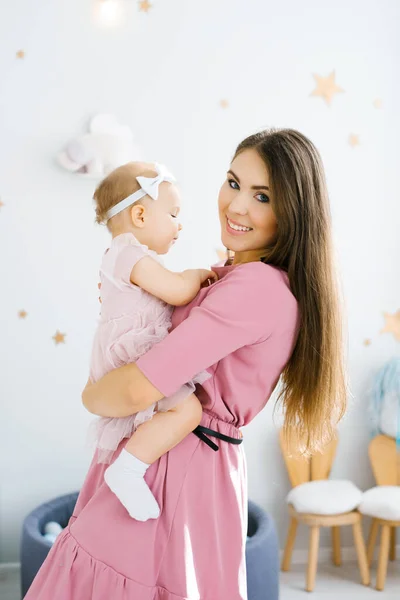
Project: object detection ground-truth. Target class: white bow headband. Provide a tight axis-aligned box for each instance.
[106,163,176,221]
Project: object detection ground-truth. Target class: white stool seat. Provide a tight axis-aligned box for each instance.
[358,486,400,521]
[287,479,363,515]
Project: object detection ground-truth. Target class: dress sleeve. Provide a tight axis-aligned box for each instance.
[113,240,152,285]
[136,262,296,397]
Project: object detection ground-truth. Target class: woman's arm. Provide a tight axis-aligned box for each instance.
[130,256,217,307]
[82,363,164,417]
[83,263,294,418]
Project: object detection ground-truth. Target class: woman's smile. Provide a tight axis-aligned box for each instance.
[225,216,253,236]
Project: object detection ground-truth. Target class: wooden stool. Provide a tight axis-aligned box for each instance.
[280,429,370,592]
[359,435,400,591]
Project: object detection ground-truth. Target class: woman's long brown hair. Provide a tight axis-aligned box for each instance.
[234,129,347,453]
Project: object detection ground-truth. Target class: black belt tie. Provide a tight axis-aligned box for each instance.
[192,425,243,452]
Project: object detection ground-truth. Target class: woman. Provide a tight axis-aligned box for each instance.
[26,129,347,600]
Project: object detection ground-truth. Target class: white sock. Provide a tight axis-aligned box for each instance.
[104,449,160,521]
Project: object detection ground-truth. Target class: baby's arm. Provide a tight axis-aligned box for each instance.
[130,255,217,306]
[124,393,202,463]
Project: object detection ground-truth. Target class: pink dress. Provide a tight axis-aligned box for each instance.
[25,261,299,600]
[87,232,208,463]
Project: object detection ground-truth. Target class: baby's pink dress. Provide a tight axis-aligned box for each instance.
[87,232,208,463]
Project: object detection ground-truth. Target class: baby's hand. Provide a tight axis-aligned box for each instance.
[180,269,218,296]
[198,269,219,288]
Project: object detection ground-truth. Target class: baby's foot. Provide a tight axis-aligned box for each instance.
[104,449,160,521]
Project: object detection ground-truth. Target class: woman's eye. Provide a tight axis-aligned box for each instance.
[228,178,239,190]
[170,214,177,218]
[256,193,270,203]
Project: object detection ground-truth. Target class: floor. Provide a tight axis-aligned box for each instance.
[281,562,400,599]
[1,562,399,599]
[0,567,21,600]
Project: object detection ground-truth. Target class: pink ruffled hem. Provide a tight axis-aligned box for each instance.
[25,528,196,600]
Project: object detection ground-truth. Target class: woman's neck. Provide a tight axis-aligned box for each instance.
[233,249,266,265]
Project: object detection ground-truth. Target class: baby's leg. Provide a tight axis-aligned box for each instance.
[104,394,202,521]
[126,392,202,463]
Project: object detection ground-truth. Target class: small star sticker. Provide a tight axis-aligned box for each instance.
[18,310,28,319]
[217,249,228,262]
[373,99,383,109]
[349,134,360,148]
[310,70,344,106]
[220,99,229,109]
[16,50,25,59]
[380,311,400,342]
[363,339,371,347]
[138,0,152,12]
[53,330,66,345]
[0,200,4,210]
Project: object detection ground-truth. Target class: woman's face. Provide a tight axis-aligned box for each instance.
[218,148,278,257]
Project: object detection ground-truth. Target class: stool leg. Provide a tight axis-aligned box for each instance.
[376,524,390,591]
[281,517,298,572]
[390,527,396,562]
[352,521,370,586]
[367,519,379,567]
[306,526,320,592]
[331,526,341,566]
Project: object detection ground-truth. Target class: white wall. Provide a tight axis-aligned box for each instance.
[1,0,399,563]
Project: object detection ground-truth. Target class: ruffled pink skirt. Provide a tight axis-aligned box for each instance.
[87,371,210,464]
[88,312,210,463]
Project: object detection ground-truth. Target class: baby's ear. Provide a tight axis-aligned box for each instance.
[130,204,146,227]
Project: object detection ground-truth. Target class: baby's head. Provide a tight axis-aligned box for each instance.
[94,161,182,255]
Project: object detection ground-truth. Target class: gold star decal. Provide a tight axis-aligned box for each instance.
[373,98,383,109]
[363,339,371,347]
[18,310,28,319]
[0,200,4,210]
[217,249,228,262]
[310,71,344,106]
[349,134,360,148]
[220,99,229,109]
[381,311,400,342]
[53,330,66,345]
[16,50,25,59]
[138,0,152,12]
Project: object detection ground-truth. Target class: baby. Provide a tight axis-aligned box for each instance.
[87,161,217,521]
